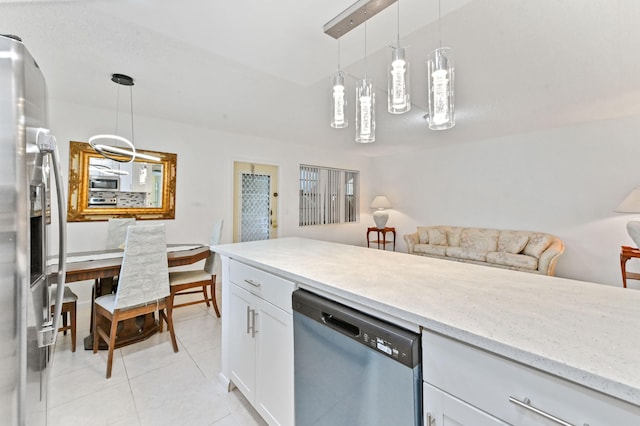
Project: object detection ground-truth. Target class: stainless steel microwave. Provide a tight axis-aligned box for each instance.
[89,176,120,191]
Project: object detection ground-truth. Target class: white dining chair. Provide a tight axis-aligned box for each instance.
[106,217,136,249]
[90,218,137,333]
[92,224,178,378]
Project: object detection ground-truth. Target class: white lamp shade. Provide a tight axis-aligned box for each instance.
[370,195,391,209]
[616,188,640,213]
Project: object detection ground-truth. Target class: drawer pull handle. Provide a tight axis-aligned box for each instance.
[244,279,262,288]
[251,311,258,338]
[246,306,252,334]
[426,412,435,425]
[508,396,574,426]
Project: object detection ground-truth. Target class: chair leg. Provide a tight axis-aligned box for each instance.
[106,312,119,379]
[202,284,211,306]
[92,304,100,354]
[160,290,173,333]
[62,311,68,335]
[164,297,179,353]
[211,277,220,318]
[90,279,99,332]
[70,302,77,353]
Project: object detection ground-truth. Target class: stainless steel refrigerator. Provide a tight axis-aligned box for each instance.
[0,34,67,426]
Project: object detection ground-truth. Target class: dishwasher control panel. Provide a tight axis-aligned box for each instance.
[292,289,421,368]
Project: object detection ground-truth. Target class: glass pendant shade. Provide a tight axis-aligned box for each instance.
[355,78,375,143]
[388,46,410,114]
[330,71,348,128]
[427,47,455,130]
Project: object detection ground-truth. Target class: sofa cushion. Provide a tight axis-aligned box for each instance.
[428,228,448,245]
[417,227,431,244]
[446,227,464,247]
[460,228,499,252]
[523,233,554,258]
[446,246,487,262]
[498,231,530,254]
[487,252,538,270]
[414,244,447,256]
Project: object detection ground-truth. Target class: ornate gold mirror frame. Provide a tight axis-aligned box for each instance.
[67,141,177,222]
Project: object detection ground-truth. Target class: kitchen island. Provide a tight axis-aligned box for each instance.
[215,237,640,425]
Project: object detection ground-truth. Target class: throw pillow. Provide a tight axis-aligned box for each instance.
[498,232,530,254]
[428,228,448,245]
[523,234,554,258]
[417,227,430,244]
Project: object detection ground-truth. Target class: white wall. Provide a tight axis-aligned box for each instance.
[371,115,640,286]
[48,100,374,299]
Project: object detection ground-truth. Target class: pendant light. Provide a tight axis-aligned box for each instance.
[356,16,375,143]
[427,0,455,130]
[388,0,410,114]
[89,74,160,162]
[330,37,348,128]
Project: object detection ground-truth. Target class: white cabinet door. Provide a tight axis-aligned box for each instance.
[255,298,294,426]
[228,283,257,402]
[424,383,508,426]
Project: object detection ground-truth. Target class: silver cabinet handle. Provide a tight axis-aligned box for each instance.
[251,311,258,338]
[509,396,574,426]
[246,306,252,334]
[244,279,261,288]
[426,412,435,425]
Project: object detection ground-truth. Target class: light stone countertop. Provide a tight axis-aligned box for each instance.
[213,237,640,406]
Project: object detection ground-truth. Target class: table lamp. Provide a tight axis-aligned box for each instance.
[615,187,640,247]
[370,195,392,229]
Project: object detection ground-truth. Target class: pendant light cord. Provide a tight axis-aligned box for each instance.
[113,82,135,145]
[396,1,400,47]
[337,37,341,71]
[114,83,121,135]
[129,85,135,145]
[438,0,442,48]
[364,11,368,78]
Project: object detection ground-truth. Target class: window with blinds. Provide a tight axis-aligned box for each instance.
[299,165,360,226]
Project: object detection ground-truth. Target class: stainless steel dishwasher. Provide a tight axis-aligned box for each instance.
[292,289,422,426]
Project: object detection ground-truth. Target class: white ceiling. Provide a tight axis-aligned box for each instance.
[2,0,640,157]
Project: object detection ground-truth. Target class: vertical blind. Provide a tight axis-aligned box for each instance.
[299,165,359,226]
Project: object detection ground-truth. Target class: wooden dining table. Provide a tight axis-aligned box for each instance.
[49,244,210,350]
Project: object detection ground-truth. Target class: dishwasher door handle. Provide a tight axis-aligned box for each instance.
[321,312,360,337]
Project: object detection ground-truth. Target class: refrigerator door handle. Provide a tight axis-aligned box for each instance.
[37,131,67,347]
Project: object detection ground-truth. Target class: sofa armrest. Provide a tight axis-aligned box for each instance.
[538,238,565,276]
[404,232,419,254]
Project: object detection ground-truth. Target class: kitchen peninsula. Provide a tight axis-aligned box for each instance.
[215,237,640,425]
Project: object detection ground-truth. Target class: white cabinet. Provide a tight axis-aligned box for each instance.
[422,330,640,426]
[225,259,295,426]
[424,383,508,426]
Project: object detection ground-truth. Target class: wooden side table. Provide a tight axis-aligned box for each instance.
[620,245,640,288]
[367,227,396,251]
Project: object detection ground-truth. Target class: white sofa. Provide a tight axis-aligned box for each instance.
[403,226,564,276]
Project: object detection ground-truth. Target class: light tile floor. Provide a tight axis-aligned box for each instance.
[48,295,267,426]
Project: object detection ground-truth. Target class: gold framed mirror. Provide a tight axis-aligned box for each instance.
[67,141,177,222]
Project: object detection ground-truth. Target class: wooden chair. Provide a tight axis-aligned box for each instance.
[51,286,78,352]
[92,224,178,378]
[168,219,223,317]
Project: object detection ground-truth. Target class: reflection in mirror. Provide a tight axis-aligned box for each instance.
[87,157,164,208]
[68,141,176,222]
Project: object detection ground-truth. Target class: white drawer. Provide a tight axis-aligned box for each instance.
[422,330,640,426]
[229,260,296,313]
